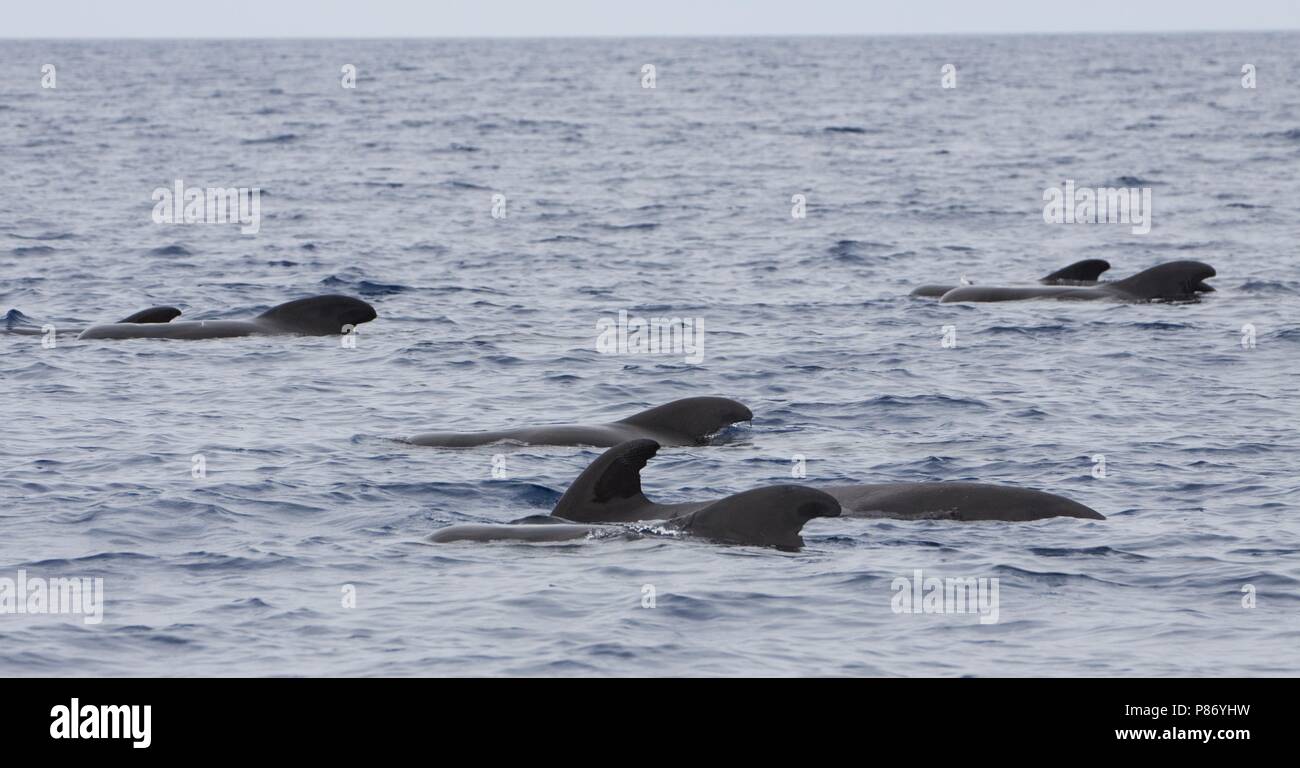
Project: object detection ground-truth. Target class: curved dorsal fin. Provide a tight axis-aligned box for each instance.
[1040,259,1111,284]
[255,294,377,335]
[118,306,182,324]
[551,439,660,522]
[617,396,752,443]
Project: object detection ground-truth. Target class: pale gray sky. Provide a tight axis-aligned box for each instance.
[2,0,1297,37]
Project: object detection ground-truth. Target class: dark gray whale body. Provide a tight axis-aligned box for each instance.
[408,396,753,448]
[938,261,1216,303]
[76,295,376,339]
[428,438,1102,548]
[910,259,1112,298]
[428,484,841,550]
[5,305,182,335]
[548,440,1104,524]
[8,295,375,340]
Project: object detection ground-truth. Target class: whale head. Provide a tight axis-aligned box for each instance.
[1111,260,1216,301]
[617,396,753,444]
[255,295,377,335]
[673,485,842,550]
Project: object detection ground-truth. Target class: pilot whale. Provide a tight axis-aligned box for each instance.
[428,484,841,550]
[407,396,753,448]
[5,305,181,335]
[910,258,1112,298]
[8,296,375,340]
[938,261,1215,303]
[75,295,376,339]
[548,440,1105,523]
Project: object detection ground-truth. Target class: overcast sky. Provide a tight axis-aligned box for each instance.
[3,0,1298,37]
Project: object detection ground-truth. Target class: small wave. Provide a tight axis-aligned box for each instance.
[240,133,299,145]
[404,242,448,254]
[862,394,990,410]
[11,245,56,256]
[600,223,658,231]
[1126,321,1192,330]
[147,244,192,256]
[319,276,408,296]
[1261,128,1300,142]
[1090,66,1151,76]
[10,231,75,241]
[1105,175,1156,187]
[441,180,491,191]
[828,240,894,262]
[1029,546,1149,561]
[1238,280,1295,295]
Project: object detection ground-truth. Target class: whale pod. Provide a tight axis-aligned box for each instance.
[550,440,1105,523]
[910,259,1113,298]
[76,295,377,339]
[938,261,1216,303]
[428,484,841,550]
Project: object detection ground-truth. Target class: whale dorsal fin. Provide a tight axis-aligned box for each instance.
[551,439,659,523]
[617,396,753,443]
[673,485,841,550]
[118,306,182,324]
[255,295,377,335]
[1112,260,1216,301]
[1040,259,1111,284]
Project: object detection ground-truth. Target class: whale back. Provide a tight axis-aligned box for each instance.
[617,396,753,443]
[118,306,182,324]
[672,485,841,550]
[826,482,1104,521]
[551,439,660,522]
[255,295,377,335]
[1040,259,1110,284]
[1110,260,1216,301]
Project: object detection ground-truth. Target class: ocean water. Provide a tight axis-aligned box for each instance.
[1,35,1298,676]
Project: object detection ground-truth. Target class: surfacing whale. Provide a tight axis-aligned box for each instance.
[407,396,753,448]
[428,485,841,550]
[938,260,1216,303]
[910,259,1112,298]
[5,306,181,336]
[75,295,376,339]
[548,440,1105,523]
